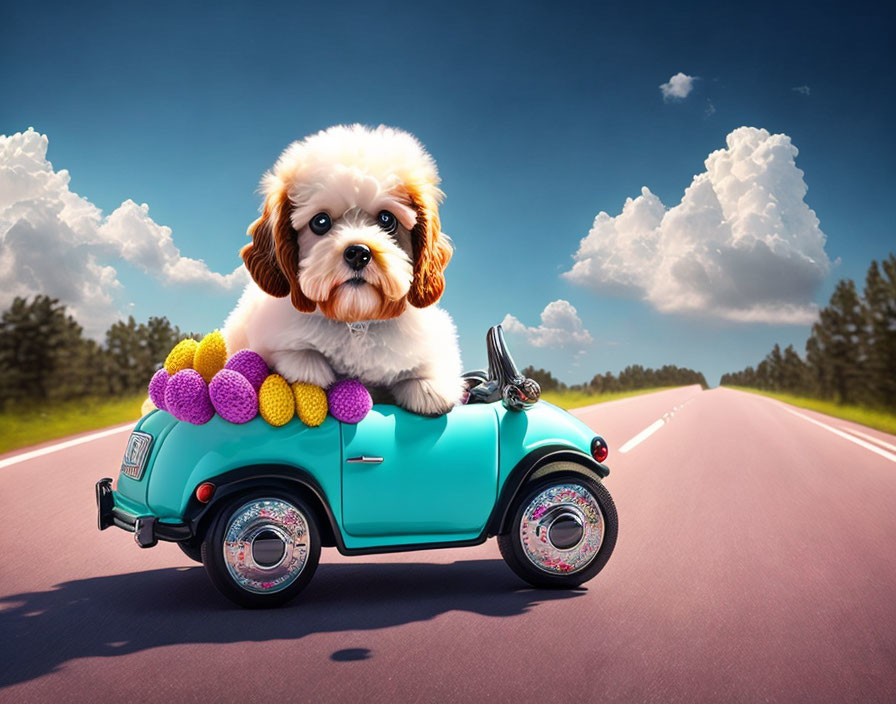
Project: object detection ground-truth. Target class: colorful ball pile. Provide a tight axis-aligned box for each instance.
[148,332,373,427]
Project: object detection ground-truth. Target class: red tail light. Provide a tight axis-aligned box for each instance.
[195,482,215,503]
[591,436,609,463]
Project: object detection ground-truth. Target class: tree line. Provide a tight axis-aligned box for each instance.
[721,254,896,410]
[523,363,707,394]
[0,295,192,408]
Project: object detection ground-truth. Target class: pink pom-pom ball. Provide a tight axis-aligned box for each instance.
[327,379,372,424]
[209,369,259,424]
[224,350,270,392]
[148,368,170,411]
[164,369,215,425]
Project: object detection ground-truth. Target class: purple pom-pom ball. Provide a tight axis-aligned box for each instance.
[224,349,270,392]
[327,379,372,424]
[209,369,259,424]
[148,368,170,411]
[165,369,215,425]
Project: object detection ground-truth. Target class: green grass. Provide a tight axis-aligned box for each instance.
[0,394,147,455]
[726,386,896,436]
[541,386,681,410]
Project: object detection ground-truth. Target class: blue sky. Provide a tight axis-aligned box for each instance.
[2,0,894,385]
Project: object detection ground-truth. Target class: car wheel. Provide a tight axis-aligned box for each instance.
[201,491,321,608]
[497,472,617,588]
[178,538,203,563]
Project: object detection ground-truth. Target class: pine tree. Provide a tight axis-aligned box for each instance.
[767,344,784,390]
[755,360,770,389]
[863,256,896,408]
[816,280,868,404]
[104,317,153,394]
[0,295,94,405]
[144,316,184,370]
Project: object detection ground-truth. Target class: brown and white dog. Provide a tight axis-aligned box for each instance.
[222,124,465,416]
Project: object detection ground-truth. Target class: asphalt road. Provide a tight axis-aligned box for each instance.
[1,386,895,702]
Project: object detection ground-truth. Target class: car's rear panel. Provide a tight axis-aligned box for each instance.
[113,410,178,509]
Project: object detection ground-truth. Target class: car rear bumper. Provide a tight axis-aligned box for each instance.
[96,478,193,548]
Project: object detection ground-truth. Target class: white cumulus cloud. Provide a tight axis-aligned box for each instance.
[563,127,831,325]
[0,128,248,336]
[660,72,697,101]
[502,300,593,349]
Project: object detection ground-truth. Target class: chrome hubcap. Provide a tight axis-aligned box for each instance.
[223,498,309,594]
[519,483,604,574]
[548,511,584,550]
[251,528,288,568]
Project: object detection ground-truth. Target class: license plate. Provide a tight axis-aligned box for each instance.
[121,431,153,480]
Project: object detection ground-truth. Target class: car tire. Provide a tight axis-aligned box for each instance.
[178,538,204,563]
[497,472,617,589]
[201,490,321,608]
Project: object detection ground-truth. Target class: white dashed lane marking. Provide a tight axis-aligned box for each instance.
[618,399,694,454]
[618,420,665,453]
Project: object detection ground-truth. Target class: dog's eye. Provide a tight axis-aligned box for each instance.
[376,210,398,234]
[309,213,332,236]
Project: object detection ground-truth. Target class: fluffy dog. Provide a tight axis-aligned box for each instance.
[222,124,465,416]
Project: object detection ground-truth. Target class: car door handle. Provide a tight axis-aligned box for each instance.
[346,456,384,464]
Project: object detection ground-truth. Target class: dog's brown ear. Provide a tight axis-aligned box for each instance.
[241,194,289,298]
[407,188,453,308]
[241,189,316,312]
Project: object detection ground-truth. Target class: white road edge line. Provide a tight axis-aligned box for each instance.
[618,419,665,454]
[839,426,896,453]
[0,422,135,470]
[782,408,896,464]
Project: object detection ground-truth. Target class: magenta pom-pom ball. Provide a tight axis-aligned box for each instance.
[327,379,372,424]
[148,368,170,411]
[164,369,215,424]
[209,369,259,424]
[224,350,270,392]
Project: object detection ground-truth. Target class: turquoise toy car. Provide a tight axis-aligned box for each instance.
[96,326,618,607]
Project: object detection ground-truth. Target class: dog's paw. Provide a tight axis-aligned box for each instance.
[268,349,337,388]
[392,377,458,417]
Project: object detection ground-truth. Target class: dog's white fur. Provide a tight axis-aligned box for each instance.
[222,125,465,415]
[223,285,464,413]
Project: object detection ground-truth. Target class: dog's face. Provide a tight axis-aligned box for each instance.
[241,125,453,322]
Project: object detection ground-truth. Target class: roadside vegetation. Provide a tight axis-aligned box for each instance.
[726,387,896,436]
[523,363,706,396]
[0,295,194,407]
[541,386,682,410]
[523,361,706,410]
[0,295,193,455]
[0,394,146,455]
[721,254,896,428]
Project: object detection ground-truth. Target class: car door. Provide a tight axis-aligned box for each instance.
[341,403,499,540]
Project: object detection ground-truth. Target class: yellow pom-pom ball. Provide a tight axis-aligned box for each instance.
[164,338,199,374]
[292,382,328,427]
[258,374,295,427]
[194,330,227,383]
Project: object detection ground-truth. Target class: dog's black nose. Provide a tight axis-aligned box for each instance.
[344,244,372,271]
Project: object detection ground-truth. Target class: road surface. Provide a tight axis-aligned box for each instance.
[1,387,894,702]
